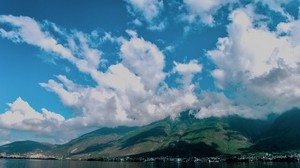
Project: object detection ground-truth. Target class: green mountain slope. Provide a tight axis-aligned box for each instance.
[51,126,138,156]
[254,108,300,152]
[0,140,55,154]
[5,109,295,157]
[55,111,271,158]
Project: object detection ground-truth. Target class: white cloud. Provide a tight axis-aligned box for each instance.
[195,92,266,119]
[125,0,163,22]
[0,15,103,84]
[211,69,226,89]
[209,7,300,82]
[76,32,101,69]
[182,0,236,26]
[101,32,118,43]
[39,31,200,128]
[173,60,202,86]
[181,0,297,27]
[0,15,74,60]
[124,0,165,30]
[255,0,295,20]
[277,19,300,46]
[173,60,202,74]
[99,64,145,93]
[163,45,175,53]
[41,67,198,129]
[0,97,65,132]
[40,79,80,107]
[147,21,166,31]
[205,7,300,118]
[132,19,143,27]
[0,98,82,143]
[120,31,166,90]
[42,108,65,122]
[41,75,169,127]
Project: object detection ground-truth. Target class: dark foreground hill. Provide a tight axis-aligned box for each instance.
[253,108,300,152]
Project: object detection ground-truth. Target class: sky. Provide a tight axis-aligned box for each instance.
[0,0,300,145]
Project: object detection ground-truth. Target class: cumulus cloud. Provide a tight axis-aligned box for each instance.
[173,60,202,86]
[124,0,165,30]
[40,74,199,128]
[205,7,300,118]
[182,0,236,26]
[39,31,200,127]
[0,97,83,143]
[196,92,250,118]
[37,30,200,128]
[0,99,84,144]
[120,31,165,90]
[0,97,65,133]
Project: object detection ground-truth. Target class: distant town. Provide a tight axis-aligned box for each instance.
[1,152,300,163]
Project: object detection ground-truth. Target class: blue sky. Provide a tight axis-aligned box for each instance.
[0,0,300,144]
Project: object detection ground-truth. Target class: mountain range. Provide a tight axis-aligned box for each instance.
[1,109,300,158]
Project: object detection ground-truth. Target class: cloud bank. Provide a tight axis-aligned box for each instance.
[207,6,300,118]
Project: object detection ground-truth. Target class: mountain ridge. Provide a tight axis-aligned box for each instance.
[50,111,268,157]
[1,109,300,157]
[0,140,56,154]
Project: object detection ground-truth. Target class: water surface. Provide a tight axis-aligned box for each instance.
[1,159,300,168]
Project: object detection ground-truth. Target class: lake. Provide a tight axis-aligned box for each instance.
[1,159,300,168]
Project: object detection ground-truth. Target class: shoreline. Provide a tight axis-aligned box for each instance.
[1,153,300,163]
